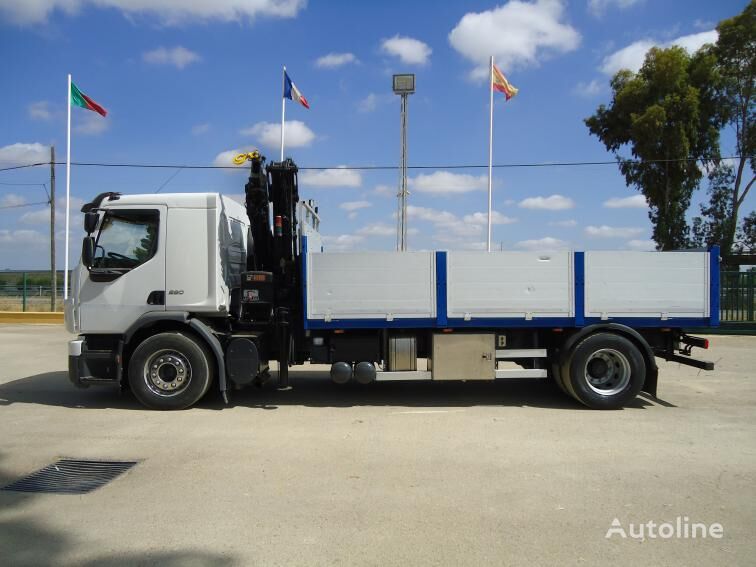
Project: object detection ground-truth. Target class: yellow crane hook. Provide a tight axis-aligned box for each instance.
[233,150,261,165]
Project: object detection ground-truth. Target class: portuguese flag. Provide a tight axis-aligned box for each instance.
[71,81,107,117]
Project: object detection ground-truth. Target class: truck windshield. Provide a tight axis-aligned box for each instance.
[93,210,159,270]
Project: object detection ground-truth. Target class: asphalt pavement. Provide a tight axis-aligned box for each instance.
[0,325,754,566]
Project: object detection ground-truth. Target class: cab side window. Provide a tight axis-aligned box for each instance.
[93,210,159,270]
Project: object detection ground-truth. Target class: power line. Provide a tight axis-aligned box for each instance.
[0,162,48,172]
[154,167,184,193]
[0,200,49,211]
[0,155,752,173]
[0,180,50,200]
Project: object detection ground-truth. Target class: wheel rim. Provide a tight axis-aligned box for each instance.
[584,348,631,396]
[143,349,192,397]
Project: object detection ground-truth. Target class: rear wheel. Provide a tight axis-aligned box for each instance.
[561,333,645,409]
[128,331,214,410]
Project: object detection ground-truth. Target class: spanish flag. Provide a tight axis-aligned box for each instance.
[492,64,518,101]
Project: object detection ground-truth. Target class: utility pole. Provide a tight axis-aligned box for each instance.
[50,146,56,312]
[397,94,409,251]
[392,74,415,251]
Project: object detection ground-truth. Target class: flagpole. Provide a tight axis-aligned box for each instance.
[280,65,286,161]
[64,73,71,299]
[487,56,494,253]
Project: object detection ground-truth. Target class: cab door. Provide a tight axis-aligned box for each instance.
[78,206,167,333]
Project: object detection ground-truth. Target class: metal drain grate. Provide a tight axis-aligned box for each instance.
[1,459,138,494]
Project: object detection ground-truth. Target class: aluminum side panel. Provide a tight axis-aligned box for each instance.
[584,251,709,319]
[446,251,573,319]
[307,252,436,320]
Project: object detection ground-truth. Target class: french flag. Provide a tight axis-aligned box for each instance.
[284,71,309,109]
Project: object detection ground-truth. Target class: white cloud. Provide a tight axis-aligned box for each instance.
[462,211,518,225]
[572,79,604,98]
[381,35,432,65]
[357,93,393,113]
[356,223,395,237]
[18,208,52,224]
[673,30,718,53]
[462,241,488,251]
[315,52,358,68]
[212,146,257,167]
[0,0,306,26]
[585,225,644,238]
[191,122,211,135]
[626,239,656,251]
[19,196,84,225]
[434,233,487,250]
[409,171,488,195]
[438,223,483,238]
[339,200,372,212]
[600,30,718,76]
[406,205,484,239]
[341,200,372,218]
[358,93,378,113]
[74,112,109,135]
[449,0,581,79]
[373,184,395,197]
[515,236,568,250]
[693,19,714,31]
[322,234,364,252]
[0,194,27,207]
[0,142,49,165]
[518,194,574,210]
[549,219,577,227]
[240,120,315,149]
[404,206,516,248]
[406,205,457,225]
[143,46,201,69]
[28,101,53,121]
[600,39,656,75]
[603,194,647,208]
[0,229,46,245]
[588,0,643,17]
[299,166,362,188]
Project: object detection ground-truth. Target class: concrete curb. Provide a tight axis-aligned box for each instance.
[0,312,64,324]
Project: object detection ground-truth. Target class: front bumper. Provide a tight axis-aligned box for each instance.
[68,337,122,388]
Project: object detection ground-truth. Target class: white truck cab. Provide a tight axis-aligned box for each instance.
[67,193,248,335]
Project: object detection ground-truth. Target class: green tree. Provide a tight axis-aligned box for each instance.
[691,165,736,248]
[586,46,722,250]
[736,210,756,251]
[698,1,756,254]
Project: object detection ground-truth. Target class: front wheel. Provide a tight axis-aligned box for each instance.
[128,331,214,410]
[561,333,645,410]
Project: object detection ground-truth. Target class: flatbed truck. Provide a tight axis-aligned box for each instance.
[65,153,717,410]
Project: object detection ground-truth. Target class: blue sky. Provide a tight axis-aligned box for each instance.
[0,0,752,269]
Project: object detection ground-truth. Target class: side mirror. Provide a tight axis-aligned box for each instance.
[84,211,99,234]
[82,236,95,268]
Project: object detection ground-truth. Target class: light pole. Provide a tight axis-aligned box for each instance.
[393,74,414,252]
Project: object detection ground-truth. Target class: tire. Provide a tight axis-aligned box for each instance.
[549,360,569,395]
[128,331,214,410]
[560,333,645,410]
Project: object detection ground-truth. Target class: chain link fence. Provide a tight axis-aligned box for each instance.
[721,271,756,323]
[0,272,66,312]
